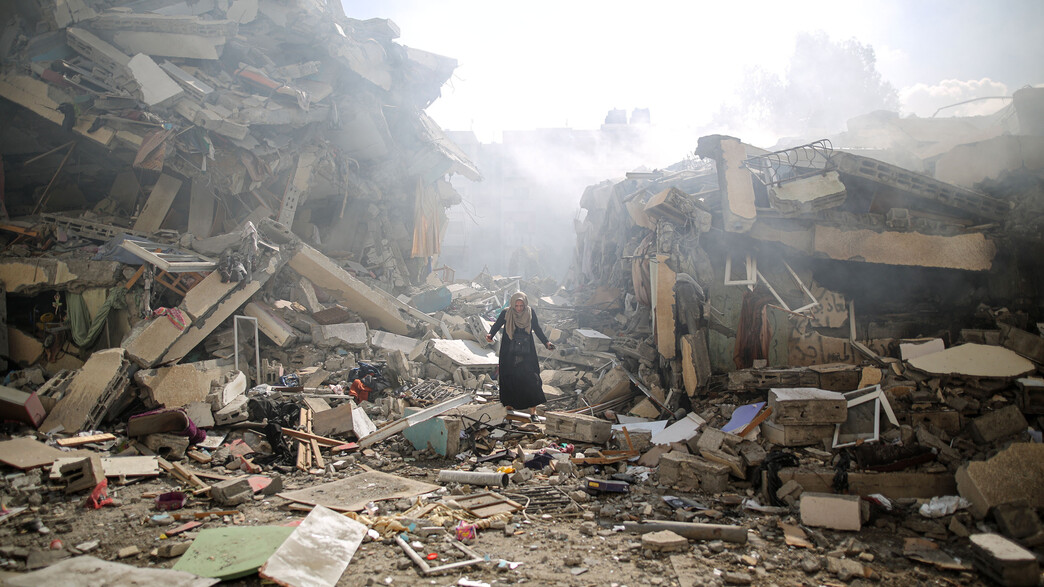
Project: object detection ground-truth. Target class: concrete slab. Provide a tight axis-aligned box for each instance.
[135,360,230,408]
[40,348,130,433]
[288,244,408,335]
[370,330,420,355]
[126,54,184,109]
[957,443,1044,518]
[908,344,1035,379]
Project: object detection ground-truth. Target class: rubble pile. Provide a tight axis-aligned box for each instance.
[0,1,1043,585]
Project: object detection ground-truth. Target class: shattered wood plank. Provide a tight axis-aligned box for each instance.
[653,254,677,359]
[133,174,182,234]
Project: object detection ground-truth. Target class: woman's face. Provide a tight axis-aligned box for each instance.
[514,299,525,312]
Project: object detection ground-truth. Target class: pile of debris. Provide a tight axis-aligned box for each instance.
[1,1,1044,585]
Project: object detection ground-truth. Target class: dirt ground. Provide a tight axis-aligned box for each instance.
[0,438,996,587]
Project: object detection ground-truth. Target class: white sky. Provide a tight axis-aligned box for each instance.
[345,0,1044,142]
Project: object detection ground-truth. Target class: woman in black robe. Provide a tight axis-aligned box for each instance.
[485,292,554,413]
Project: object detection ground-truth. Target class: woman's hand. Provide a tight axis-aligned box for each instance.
[545,341,555,350]
[486,334,493,343]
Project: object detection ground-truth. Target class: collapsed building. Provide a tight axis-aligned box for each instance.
[0,0,1043,584]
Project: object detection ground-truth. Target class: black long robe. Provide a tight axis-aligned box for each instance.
[489,309,549,410]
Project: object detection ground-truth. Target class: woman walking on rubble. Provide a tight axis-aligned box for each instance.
[486,292,554,415]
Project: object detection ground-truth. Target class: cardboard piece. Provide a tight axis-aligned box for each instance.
[277,470,440,512]
[172,526,295,580]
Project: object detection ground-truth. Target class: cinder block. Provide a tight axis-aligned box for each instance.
[214,394,250,425]
[657,452,730,493]
[210,477,253,506]
[799,492,866,531]
[544,411,612,444]
[59,455,103,493]
[968,405,1028,444]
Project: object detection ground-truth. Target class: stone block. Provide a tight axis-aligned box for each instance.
[541,369,578,388]
[993,504,1044,544]
[657,452,730,493]
[0,386,46,427]
[968,405,1028,444]
[768,387,847,425]
[642,530,689,552]
[799,492,865,531]
[370,330,420,355]
[184,401,214,429]
[211,477,253,506]
[544,411,612,444]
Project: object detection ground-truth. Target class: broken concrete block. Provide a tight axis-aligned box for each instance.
[39,348,131,434]
[214,395,250,426]
[776,479,803,506]
[126,53,183,108]
[993,504,1044,545]
[768,388,847,425]
[59,455,103,493]
[541,370,578,389]
[544,411,612,444]
[760,419,835,447]
[184,401,215,429]
[244,302,298,348]
[700,448,746,479]
[209,371,247,411]
[569,328,612,352]
[583,367,632,405]
[657,452,730,493]
[427,339,498,373]
[642,530,689,553]
[799,492,866,531]
[370,330,420,355]
[134,359,230,409]
[967,405,1028,444]
[969,533,1040,587]
[143,433,189,460]
[211,477,254,506]
[956,443,1044,518]
[313,322,368,349]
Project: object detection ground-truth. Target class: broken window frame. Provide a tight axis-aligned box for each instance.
[831,384,899,448]
[756,260,819,314]
[233,315,261,386]
[723,254,757,286]
[119,237,217,272]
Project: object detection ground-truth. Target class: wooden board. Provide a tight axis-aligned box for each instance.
[277,470,440,512]
[653,254,677,359]
[133,173,182,234]
[51,456,160,478]
[0,437,69,469]
[56,433,116,447]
